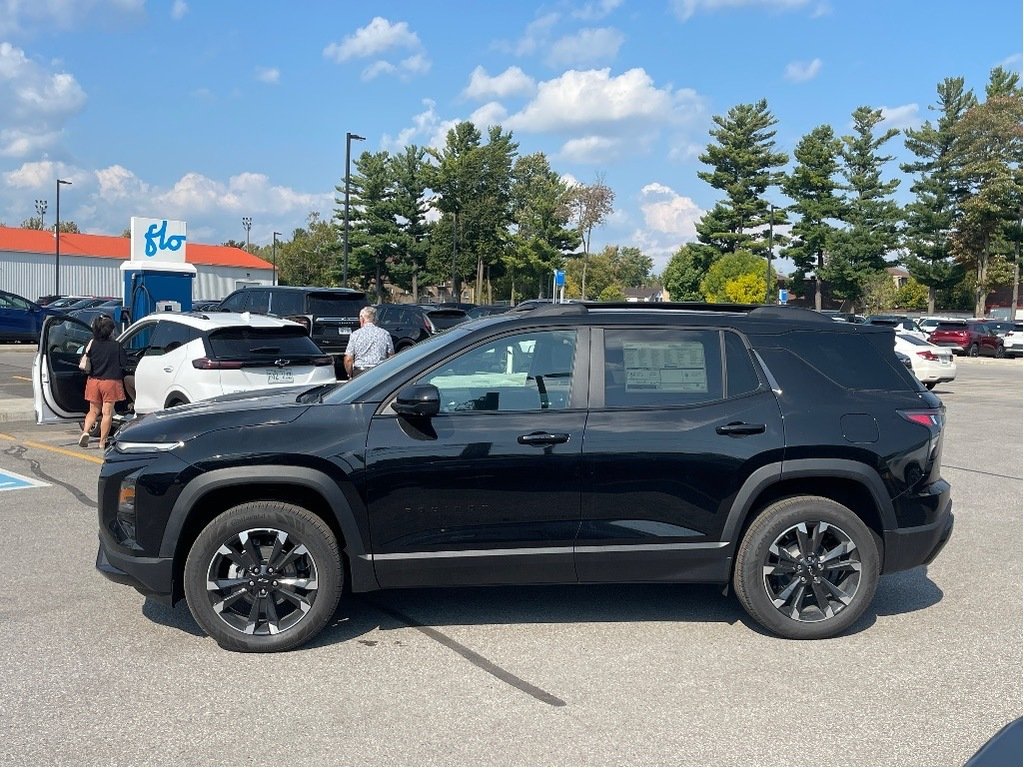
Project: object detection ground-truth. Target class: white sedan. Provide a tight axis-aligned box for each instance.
[894,332,956,389]
[34,311,337,425]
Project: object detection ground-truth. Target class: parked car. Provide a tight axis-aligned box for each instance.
[216,286,368,376]
[375,303,469,352]
[927,319,1005,357]
[44,295,94,309]
[0,289,61,343]
[1002,325,1023,358]
[983,320,1019,338]
[192,299,223,312]
[816,310,865,323]
[894,333,956,389]
[34,312,336,422]
[863,315,929,340]
[465,304,511,319]
[67,299,130,329]
[95,302,951,652]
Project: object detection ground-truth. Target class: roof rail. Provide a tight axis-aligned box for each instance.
[511,301,834,323]
[511,302,589,316]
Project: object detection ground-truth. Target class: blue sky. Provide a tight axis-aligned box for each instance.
[1,0,1020,275]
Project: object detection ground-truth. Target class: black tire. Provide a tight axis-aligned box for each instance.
[166,397,188,408]
[734,496,880,640]
[968,343,980,357]
[925,382,936,390]
[995,345,1006,359]
[184,501,343,652]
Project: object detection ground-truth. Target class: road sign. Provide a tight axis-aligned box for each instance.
[554,269,565,287]
[778,289,789,305]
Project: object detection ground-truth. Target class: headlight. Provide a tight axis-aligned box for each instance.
[114,440,183,453]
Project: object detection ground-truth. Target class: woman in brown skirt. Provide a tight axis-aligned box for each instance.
[79,314,128,449]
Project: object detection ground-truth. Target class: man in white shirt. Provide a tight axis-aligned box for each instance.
[344,306,394,378]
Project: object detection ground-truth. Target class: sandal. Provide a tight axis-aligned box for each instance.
[78,432,90,448]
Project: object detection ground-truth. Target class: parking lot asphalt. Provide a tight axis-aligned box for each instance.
[0,348,1020,766]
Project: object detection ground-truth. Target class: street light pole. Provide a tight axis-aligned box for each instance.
[765,203,775,304]
[272,231,281,286]
[241,217,253,253]
[55,179,71,296]
[343,131,365,287]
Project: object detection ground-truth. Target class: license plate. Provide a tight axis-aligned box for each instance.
[939,358,951,366]
[267,369,293,384]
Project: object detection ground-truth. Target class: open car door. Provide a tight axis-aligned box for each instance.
[34,315,92,424]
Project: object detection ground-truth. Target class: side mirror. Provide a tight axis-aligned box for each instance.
[393,383,440,418]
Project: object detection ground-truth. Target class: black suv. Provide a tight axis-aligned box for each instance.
[95,303,953,652]
[217,286,368,375]
[375,303,469,352]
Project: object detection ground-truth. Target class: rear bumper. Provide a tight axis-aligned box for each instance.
[96,534,175,605]
[882,497,954,573]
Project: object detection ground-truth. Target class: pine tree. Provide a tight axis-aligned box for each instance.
[695,99,789,259]
[900,77,976,313]
[389,145,431,303]
[336,150,398,299]
[823,106,901,306]
[782,124,843,310]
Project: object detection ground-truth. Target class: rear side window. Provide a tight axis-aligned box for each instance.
[426,310,468,330]
[306,293,367,317]
[271,291,305,316]
[146,321,200,356]
[725,332,761,397]
[604,328,723,408]
[774,330,911,390]
[207,327,324,359]
[935,322,967,331]
[219,292,248,312]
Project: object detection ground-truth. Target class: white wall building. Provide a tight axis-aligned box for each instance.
[0,226,274,302]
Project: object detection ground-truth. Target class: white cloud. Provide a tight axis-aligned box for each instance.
[0,0,144,35]
[671,0,812,22]
[323,17,421,62]
[572,0,623,20]
[546,27,624,69]
[95,164,148,199]
[399,53,431,77]
[3,159,67,188]
[999,52,1022,69]
[463,66,535,100]
[494,13,560,57]
[0,42,87,157]
[879,103,920,131]
[784,57,822,82]
[629,182,705,272]
[506,68,700,133]
[559,135,622,163]
[255,67,280,85]
[170,0,188,20]
[468,102,509,129]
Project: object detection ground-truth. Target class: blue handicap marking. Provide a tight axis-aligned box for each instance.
[0,469,49,492]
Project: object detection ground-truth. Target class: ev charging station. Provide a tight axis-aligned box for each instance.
[122,217,195,323]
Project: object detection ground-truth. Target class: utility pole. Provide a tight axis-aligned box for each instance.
[55,178,71,296]
[272,231,281,286]
[765,203,775,304]
[343,131,365,287]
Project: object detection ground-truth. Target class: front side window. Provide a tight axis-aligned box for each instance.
[219,292,248,312]
[122,322,156,354]
[145,321,197,356]
[0,292,30,310]
[604,328,723,408]
[418,330,577,412]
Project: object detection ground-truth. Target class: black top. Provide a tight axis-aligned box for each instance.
[87,338,127,381]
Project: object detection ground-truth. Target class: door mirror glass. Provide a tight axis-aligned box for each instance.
[394,384,441,417]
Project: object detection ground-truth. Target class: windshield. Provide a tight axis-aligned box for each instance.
[307,294,367,317]
[897,333,930,346]
[323,324,478,404]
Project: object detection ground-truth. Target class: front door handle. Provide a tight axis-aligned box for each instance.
[716,422,766,436]
[517,432,570,446]
[163,366,174,373]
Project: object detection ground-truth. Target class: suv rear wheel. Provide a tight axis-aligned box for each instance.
[734,496,880,640]
[184,501,343,652]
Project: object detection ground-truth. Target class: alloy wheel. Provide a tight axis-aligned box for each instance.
[203,527,320,636]
[762,520,862,623]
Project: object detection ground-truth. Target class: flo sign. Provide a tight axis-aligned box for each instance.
[130,217,187,263]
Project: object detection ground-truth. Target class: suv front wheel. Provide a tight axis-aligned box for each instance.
[734,496,880,640]
[184,501,343,652]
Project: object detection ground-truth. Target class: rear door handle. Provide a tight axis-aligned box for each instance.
[716,422,766,436]
[517,432,570,446]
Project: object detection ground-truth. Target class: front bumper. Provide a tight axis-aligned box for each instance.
[882,496,954,573]
[96,533,175,605]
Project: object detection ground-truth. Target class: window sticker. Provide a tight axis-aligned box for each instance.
[623,341,708,392]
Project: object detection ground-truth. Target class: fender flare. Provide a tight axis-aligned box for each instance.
[720,458,897,551]
[159,465,377,591]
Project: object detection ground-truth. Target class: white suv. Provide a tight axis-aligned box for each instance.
[34,312,337,424]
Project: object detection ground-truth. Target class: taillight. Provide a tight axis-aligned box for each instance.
[422,316,433,333]
[313,355,334,366]
[916,350,939,361]
[898,410,943,428]
[192,357,244,369]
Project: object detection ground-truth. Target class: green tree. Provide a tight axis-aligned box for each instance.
[388,145,432,302]
[275,212,340,287]
[562,174,614,299]
[860,271,898,314]
[695,99,789,259]
[661,244,712,301]
[700,250,774,303]
[782,124,843,310]
[949,67,1023,316]
[894,277,929,310]
[505,152,578,302]
[564,249,618,299]
[901,77,976,313]
[427,121,485,299]
[724,272,767,303]
[339,149,399,300]
[609,246,654,288]
[823,106,902,306]
[466,126,518,301]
